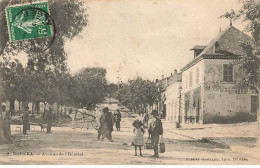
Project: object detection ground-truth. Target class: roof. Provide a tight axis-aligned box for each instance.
[190,45,206,50]
[181,25,253,71]
[159,72,182,89]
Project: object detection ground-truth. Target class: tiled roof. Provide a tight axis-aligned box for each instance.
[181,26,253,71]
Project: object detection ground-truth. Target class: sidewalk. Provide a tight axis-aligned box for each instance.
[163,121,257,140]
[163,121,259,159]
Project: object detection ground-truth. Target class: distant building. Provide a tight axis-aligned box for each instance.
[152,70,182,121]
[180,25,258,124]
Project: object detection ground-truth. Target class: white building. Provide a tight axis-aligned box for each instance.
[180,25,258,125]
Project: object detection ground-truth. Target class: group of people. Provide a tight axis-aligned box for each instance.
[97,108,122,141]
[97,107,163,158]
[132,110,163,158]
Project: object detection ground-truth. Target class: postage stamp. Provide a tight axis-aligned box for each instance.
[5,1,53,42]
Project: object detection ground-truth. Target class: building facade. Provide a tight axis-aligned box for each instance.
[180,25,258,124]
[155,70,182,122]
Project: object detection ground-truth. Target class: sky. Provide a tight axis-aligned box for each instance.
[19,0,247,83]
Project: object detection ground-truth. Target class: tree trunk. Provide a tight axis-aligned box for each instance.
[257,88,260,147]
[0,75,10,143]
[36,102,39,115]
[31,102,34,116]
[18,101,21,116]
[43,103,47,119]
[10,99,15,116]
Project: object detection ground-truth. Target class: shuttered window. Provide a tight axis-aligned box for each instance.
[223,64,233,82]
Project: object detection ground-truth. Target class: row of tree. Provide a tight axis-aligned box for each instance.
[0,60,109,114]
[0,0,90,143]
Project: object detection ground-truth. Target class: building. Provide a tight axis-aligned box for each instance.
[180,25,258,125]
[153,70,182,121]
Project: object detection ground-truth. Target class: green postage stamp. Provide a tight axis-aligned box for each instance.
[5,1,53,42]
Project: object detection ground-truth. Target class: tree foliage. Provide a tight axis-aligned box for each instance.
[72,67,107,108]
[220,0,260,91]
[117,77,160,114]
[0,0,88,142]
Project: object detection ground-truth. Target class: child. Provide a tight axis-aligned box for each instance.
[132,119,145,156]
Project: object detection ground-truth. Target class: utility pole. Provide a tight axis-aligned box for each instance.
[178,86,182,128]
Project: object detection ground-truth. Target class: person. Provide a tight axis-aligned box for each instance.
[131,119,145,156]
[148,110,163,158]
[114,109,122,131]
[46,106,53,134]
[143,112,149,129]
[98,107,115,141]
[2,105,11,139]
[22,106,30,135]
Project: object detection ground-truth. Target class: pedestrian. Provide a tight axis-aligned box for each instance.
[2,105,11,139]
[22,106,30,135]
[46,106,53,134]
[143,112,149,129]
[131,119,145,156]
[114,109,122,131]
[148,110,163,158]
[98,107,115,141]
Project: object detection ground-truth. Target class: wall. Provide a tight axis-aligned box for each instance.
[164,82,182,122]
[203,59,255,123]
[181,59,205,124]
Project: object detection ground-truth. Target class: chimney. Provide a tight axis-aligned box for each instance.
[162,75,164,79]
[174,69,177,74]
[171,73,173,76]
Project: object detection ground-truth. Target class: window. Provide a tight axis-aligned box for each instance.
[189,71,193,87]
[196,68,199,84]
[223,64,233,82]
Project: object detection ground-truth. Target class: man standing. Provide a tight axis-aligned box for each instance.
[22,106,30,135]
[2,105,11,139]
[114,109,122,131]
[148,110,163,158]
[46,106,53,134]
[98,107,115,141]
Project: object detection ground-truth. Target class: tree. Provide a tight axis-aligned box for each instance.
[0,0,88,143]
[220,0,260,146]
[117,77,160,115]
[72,67,107,109]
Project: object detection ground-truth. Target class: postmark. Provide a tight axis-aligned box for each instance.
[5,1,53,42]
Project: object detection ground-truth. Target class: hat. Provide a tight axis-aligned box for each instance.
[150,110,158,115]
[133,119,143,127]
[102,107,109,113]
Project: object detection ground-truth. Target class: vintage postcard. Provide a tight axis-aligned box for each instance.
[0,0,260,165]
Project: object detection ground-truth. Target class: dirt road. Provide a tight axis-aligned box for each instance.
[0,112,259,165]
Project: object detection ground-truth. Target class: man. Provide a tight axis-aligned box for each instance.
[46,106,53,134]
[2,105,11,139]
[148,110,163,158]
[114,109,122,131]
[98,107,115,141]
[22,106,30,135]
